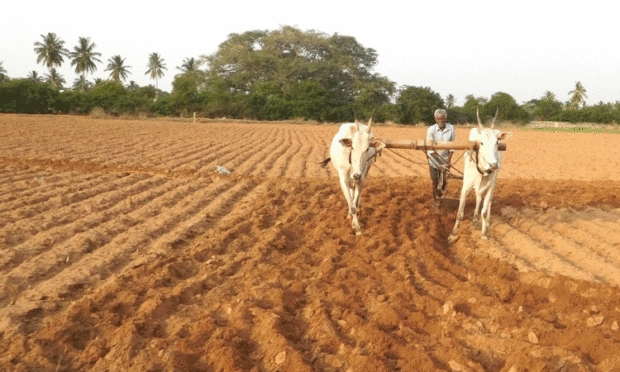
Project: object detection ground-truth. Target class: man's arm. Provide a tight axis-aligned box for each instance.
[446,126,455,166]
[426,125,434,142]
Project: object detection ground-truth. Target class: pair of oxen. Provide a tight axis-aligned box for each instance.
[321,111,509,241]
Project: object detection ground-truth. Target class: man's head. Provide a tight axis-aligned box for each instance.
[434,109,447,129]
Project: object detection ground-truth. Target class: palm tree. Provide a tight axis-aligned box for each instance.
[34,33,69,86]
[72,76,92,91]
[175,58,203,77]
[44,68,65,89]
[176,57,201,77]
[27,71,43,82]
[145,52,166,89]
[446,94,455,109]
[568,81,587,109]
[105,55,131,82]
[0,61,7,83]
[127,81,140,91]
[70,37,102,91]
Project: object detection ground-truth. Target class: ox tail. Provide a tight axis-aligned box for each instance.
[318,157,331,167]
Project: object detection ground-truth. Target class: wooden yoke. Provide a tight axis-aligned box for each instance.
[375,139,507,152]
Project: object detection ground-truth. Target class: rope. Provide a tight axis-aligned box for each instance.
[384,141,466,177]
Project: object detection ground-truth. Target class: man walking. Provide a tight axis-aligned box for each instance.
[426,109,455,201]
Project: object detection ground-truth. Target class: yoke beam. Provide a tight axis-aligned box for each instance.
[376,139,507,152]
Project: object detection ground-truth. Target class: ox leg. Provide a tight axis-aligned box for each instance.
[480,190,495,239]
[351,186,362,235]
[449,187,470,242]
[472,189,483,227]
[338,177,355,219]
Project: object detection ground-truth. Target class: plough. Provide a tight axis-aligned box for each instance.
[374,138,508,200]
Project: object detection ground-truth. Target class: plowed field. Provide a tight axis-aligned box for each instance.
[1,114,620,372]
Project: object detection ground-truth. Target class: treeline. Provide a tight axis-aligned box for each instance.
[1,26,619,125]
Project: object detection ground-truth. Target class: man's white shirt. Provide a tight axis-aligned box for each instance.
[426,123,455,169]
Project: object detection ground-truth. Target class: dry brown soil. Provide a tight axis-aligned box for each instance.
[1,114,620,371]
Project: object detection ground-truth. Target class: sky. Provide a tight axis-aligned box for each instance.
[2,0,618,106]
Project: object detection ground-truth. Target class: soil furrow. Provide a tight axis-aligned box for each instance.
[253,127,294,177]
[197,127,278,173]
[492,218,597,282]
[276,128,310,178]
[0,172,122,217]
[0,178,245,332]
[0,173,150,247]
[0,175,174,274]
[510,213,620,286]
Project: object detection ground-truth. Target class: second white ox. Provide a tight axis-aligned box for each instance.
[321,118,384,235]
[450,109,509,241]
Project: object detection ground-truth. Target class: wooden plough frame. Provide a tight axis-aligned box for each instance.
[375,139,507,185]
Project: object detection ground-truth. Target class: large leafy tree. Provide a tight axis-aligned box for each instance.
[70,37,102,92]
[528,91,562,120]
[202,25,393,121]
[484,92,529,122]
[105,55,131,82]
[34,33,69,87]
[145,52,166,89]
[460,94,489,122]
[568,81,587,109]
[396,86,444,125]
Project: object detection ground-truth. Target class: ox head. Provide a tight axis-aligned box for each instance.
[339,116,385,182]
[470,108,509,174]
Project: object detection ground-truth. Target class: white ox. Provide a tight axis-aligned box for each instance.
[449,109,509,241]
[320,118,384,235]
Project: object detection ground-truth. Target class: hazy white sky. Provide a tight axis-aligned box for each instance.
[2,0,617,106]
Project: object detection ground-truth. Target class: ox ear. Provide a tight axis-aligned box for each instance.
[340,138,353,147]
[499,132,512,141]
[370,140,385,151]
[469,127,480,142]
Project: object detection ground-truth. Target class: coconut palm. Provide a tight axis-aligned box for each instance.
[568,81,587,109]
[0,61,7,83]
[105,55,131,82]
[127,81,140,91]
[72,76,92,91]
[145,52,166,89]
[34,33,69,86]
[446,94,455,109]
[176,57,202,77]
[70,37,102,91]
[44,68,65,89]
[27,71,43,82]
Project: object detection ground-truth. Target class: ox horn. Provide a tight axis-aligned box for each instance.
[476,107,484,131]
[491,108,499,129]
[367,109,375,132]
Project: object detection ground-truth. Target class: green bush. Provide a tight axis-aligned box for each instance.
[0,79,59,113]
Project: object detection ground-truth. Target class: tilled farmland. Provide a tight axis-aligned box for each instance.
[1,114,620,371]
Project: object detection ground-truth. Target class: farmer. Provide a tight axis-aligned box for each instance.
[426,109,455,201]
